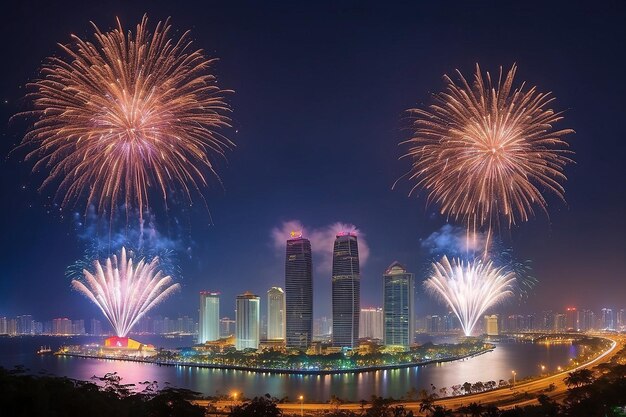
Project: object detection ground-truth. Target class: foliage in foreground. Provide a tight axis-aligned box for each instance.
[0,366,205,417]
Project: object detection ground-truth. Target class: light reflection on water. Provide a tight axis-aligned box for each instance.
[0,335,581,401]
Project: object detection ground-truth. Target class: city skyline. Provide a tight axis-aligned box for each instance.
[0,1,625,329]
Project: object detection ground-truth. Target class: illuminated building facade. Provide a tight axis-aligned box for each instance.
[267,287,286,340]
[236,291,260,350]
[578,309,595,331]
[485,315,499,336]
[382,262,415,347]
[285,234,313,348]
[359,307,383,340]
[601,308,615,330]
[199,291,220,343]
[332,232,360,348]
[566,307,578,330]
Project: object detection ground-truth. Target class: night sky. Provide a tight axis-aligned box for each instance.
[1,1,625,323]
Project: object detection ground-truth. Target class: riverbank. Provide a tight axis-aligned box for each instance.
[57,345,494,375]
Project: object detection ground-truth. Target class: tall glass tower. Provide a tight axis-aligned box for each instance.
[267,286,286,340]
[285,233,313,349]
[198,291,220,343]
[235,291,260,350]
[383,262,415,348]
[332,232,360,348]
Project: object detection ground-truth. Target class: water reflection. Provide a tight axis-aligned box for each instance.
[0,337,581,402]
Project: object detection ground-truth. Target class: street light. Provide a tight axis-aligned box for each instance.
[557,366,562,372]
[299,395,304,416]
[511,370,517,388]
[540,364,546,374]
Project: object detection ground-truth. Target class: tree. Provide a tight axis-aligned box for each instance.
[330,394,344,410]
[146,387,205,417]
[462,382,472,395]
[467,402,484,417]
[564,369,594,387]
[228,394,282,417]
[419,395,435,414]
[430,405,453,417]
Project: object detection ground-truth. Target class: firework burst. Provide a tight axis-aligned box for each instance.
[424,255,515,336]
[401,64,573,242]
[72,247,180,337]
[20,15,232,221]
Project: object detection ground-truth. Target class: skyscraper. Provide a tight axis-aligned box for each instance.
[382,262,415,348]
[267,287,286,340]
[485,315,499,336]
[198,291,220,343]
[236,291,260,350]
[220,317,236,337]
[359,307,383,340]
[332,232,360,348]
[17,315,33,335]
[601,308,614,330]
[565,307,578,330]
[285,233,313,349]
[578,309,595,331]
[90,318,103,336]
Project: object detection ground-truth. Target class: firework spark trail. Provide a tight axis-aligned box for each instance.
[424,256,515,336]
[19,15,232,221]
[71,247,180,337]
[401,64,573,247]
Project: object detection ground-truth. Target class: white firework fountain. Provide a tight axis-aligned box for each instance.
[424,255,515,336]
[72,247,180,337]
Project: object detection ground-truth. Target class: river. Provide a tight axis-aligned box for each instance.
[0,334,582,401]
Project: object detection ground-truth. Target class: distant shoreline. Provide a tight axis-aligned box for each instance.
[57,347,494,376]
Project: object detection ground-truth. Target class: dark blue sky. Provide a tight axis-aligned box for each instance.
[1,1,625,323]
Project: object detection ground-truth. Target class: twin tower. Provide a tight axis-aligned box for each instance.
[286,231,360,349]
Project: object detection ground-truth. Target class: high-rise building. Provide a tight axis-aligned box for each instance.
[32,321,43,335]
[578,309,595,332]
[313,317,332,338]
[444,312,460,332]
[541,311,555,331]
[267,287,286,340]
[7,318,17,336]
[235,292,260,350]
[17,315,33,335]
[332,232,360,348]
[0,317,7,335]
[52,318,72,335]
[220,317,236,337]
[485,315,499,336]
[359,307,383,340]
[198,291,220,343]
[565,307,578,330]
[285,233,313,349]
[382,262,415,347]
[554,313,567,331]
[601,308,614,330]
[618,309,625,330]
[72,320,86,335]
[426,315,443,333]
[90,319,103,336]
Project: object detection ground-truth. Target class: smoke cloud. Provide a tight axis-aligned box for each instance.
[271,220,370,273]
[420,224,486,259]
[71,207,193,279]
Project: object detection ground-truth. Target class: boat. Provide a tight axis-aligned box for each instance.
[36,346,52,354]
